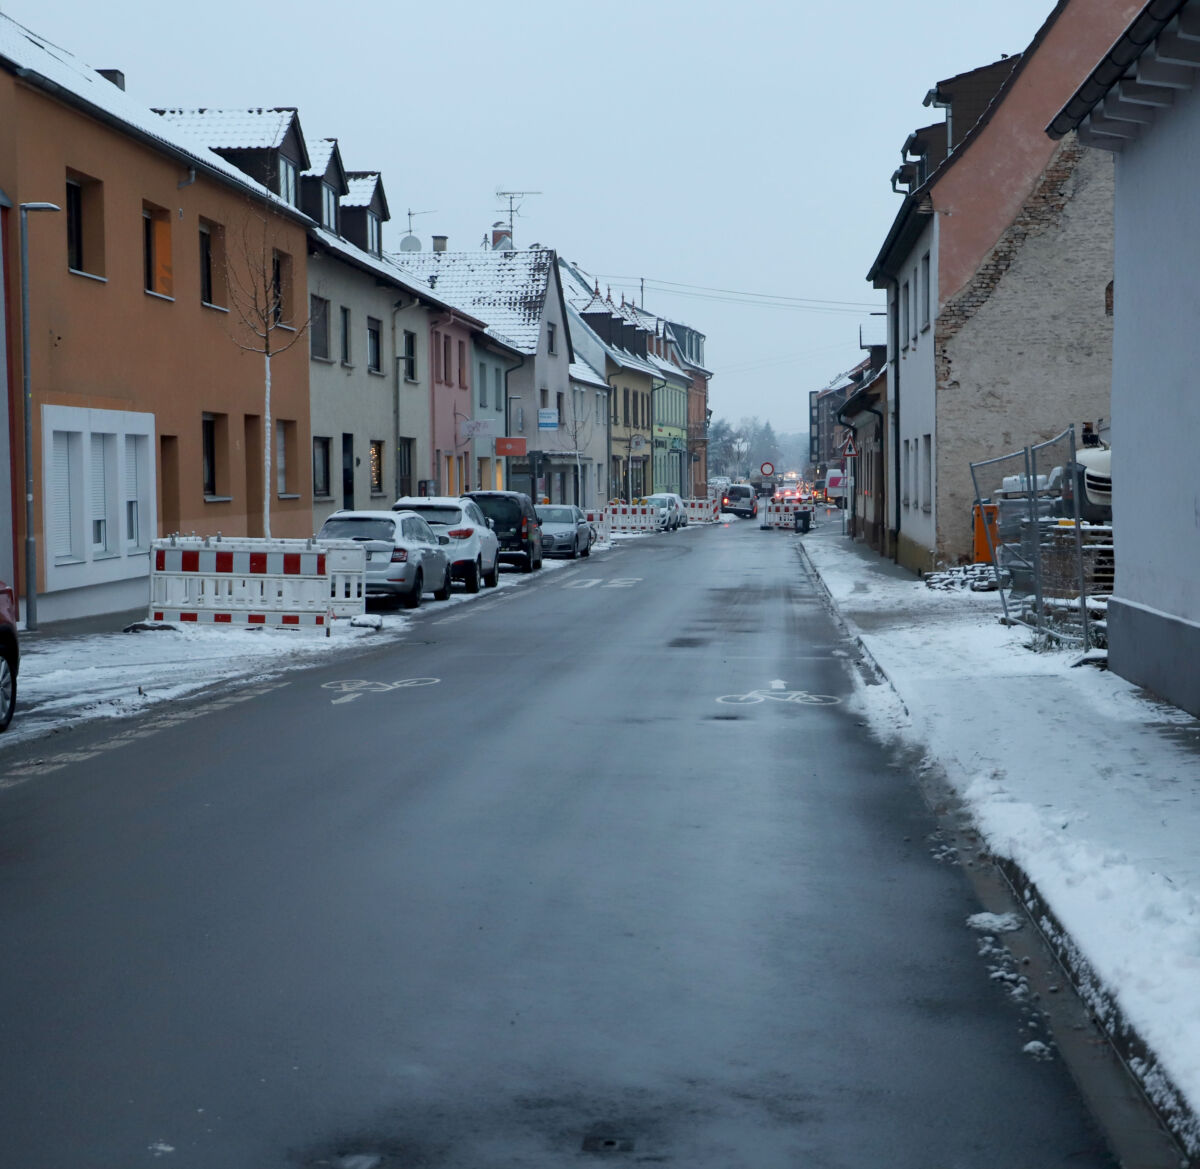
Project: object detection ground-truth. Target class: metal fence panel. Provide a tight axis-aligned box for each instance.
[970,425,1110,650]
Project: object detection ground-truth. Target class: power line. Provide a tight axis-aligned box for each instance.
[594,274,879,311]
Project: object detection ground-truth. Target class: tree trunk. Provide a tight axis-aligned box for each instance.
[263,350,272,540]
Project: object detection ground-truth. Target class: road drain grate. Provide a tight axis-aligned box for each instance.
[581,1134,634,1154]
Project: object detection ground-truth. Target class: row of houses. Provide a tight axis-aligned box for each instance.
[0,13,711,624]
[808,0,1200,718]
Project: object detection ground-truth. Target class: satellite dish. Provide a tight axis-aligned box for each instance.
[398,234,421,252]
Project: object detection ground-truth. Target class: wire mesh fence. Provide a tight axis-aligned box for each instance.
[970,424,1112,650]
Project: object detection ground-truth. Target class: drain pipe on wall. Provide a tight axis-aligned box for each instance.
[883,273,902,563]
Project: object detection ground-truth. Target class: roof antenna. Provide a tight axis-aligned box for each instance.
[398,208,435,253]
[495,188,541,246]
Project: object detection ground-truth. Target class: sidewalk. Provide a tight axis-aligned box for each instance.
[797,520,1200,1159]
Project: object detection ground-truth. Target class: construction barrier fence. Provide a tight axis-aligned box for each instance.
[149,535,366,628]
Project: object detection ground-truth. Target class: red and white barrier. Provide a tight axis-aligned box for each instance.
[763,499,814,529]
[683,498,720,524]
[149,536,365,627]
[584,509,612,542]
[605,504,658,533]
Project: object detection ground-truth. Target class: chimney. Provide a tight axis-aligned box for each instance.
[98,68,125,90]
[491,221,513,250]
[432,235,448,253]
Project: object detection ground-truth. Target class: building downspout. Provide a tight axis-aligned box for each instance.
[391,296,413,500]
[884,274,902,562]
[502,354,526,490]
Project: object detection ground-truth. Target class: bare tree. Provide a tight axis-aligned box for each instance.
[560,385,595,505]
[225,202,309,539]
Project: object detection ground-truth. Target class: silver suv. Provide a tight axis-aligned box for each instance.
[721,484,757,518]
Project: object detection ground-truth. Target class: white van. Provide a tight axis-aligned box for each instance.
[825,468,849,507]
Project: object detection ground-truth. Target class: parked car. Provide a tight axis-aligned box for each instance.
[721,483,758,518]
[0,578,19,733]
[392,496,500,592]
[465,490,543,572]
[316,510,451,608]
[645,492,687,530]
[537,504,593,558]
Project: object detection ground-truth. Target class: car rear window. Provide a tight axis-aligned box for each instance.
[537,507,574,524]
[472,496,522,527]
[319,517,396,541]
[729,486,752,498]
[401,506,461,526]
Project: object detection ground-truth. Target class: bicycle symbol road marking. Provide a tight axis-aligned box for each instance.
[322,677,440,704]
[715,687,840,706]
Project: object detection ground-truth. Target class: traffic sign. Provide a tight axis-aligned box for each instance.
[760,461,774,476]
[843,437,859,457]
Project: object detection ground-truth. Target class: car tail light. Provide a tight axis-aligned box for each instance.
[722,496,729,505]
[520,516,528,536]
[390,548,408,563]
[447,528,473,539]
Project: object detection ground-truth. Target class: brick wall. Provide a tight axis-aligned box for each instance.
[933,134,1114,563]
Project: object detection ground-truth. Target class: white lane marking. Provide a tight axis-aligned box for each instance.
[322,677,440,703]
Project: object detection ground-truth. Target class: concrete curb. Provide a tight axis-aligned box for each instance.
[794,535,1200,1164]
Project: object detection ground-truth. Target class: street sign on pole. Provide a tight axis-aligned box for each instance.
[760,461,774,476]
[843,438,859,458]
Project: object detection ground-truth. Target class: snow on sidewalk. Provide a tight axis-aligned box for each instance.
[799,524,1200,1152]
[4,555,586,749]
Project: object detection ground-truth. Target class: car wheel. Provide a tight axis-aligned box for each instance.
[484,556,500,588]
[434,566,452,601]
[570,539,579,559]
[465,559,482,594]
[0,647,15,733]
[533,546,543,570]
[581,541,590,558]
[522,545,536,573]
[402,571,423,608]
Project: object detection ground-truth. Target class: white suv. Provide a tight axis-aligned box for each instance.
[392,496,501,592]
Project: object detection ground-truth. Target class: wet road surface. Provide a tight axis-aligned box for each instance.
[0,519,1123,1167]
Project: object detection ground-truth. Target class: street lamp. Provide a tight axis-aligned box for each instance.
[20,201,60,632]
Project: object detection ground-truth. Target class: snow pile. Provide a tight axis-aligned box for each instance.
[800,526,1200,1147]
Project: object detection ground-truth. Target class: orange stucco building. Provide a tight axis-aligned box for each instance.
[0,20,312,620]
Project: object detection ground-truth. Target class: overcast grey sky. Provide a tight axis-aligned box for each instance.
[4,0,1057,432]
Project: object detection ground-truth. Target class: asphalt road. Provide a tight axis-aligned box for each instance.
[0,519,1121,1168]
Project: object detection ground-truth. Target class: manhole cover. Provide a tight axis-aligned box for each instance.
[582,1135,634,1154]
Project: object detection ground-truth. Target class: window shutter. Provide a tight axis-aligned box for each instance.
[124,435,139,500]
[90,435,106,519]
[52,432,72,558]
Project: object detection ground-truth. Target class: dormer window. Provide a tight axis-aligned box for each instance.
[321,183,338,230]
[279,157,297,206]
[366,211,381,255]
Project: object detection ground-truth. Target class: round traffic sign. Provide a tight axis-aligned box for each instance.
[761,462,774,476]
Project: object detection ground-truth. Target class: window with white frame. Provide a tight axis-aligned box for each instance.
[279,157,298,206]
[366,212,381,255]
[920,252,931,329]
[90,433,112,552]
[367,318,382,373]
[921,433,932,512]
[43,405,155,592]
[321,183,338,230]
[403,330,417,381]
[313,436,331,497]
[900,282,910,350]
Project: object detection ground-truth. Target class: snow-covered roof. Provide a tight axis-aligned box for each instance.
[0,16,301,216]
[304,137,338,179]
[389,248,558,354]
[310,226,480,323]
[154,107,297,152]
[859,319,887,348]
[569,358,608,389]
[343,172,381,208]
